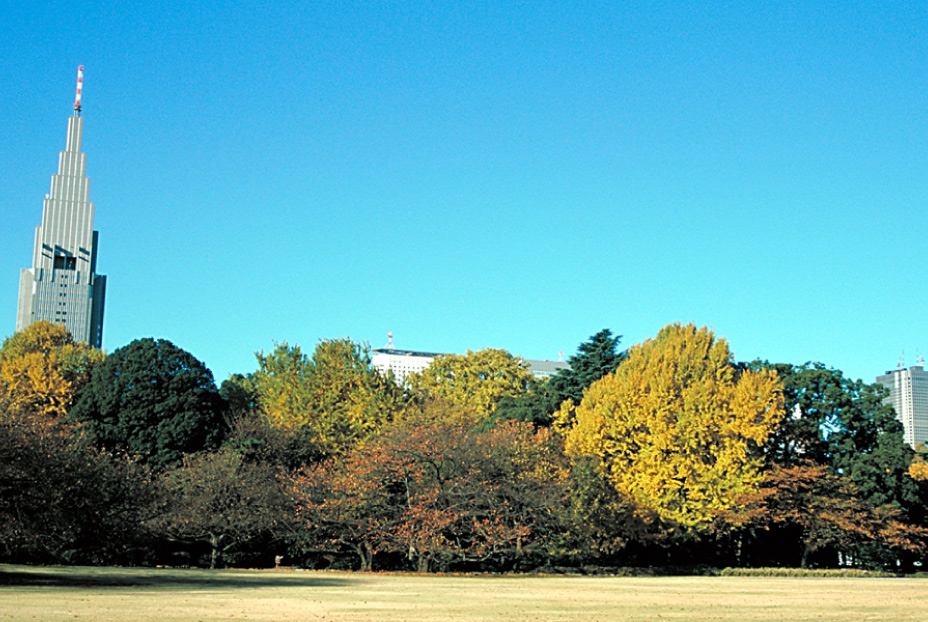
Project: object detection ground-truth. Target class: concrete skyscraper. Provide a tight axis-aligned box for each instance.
[16,66,106,347]
[876,364,928,447]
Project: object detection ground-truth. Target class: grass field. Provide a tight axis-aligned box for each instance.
[1,564,926,622]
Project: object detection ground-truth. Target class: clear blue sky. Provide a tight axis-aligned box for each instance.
[3,1,927,385]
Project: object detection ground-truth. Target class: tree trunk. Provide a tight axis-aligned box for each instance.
[209,533,226,569]
[800,542,812,569]
[357,541,373,572]
[734,531,744,567]
[417,553,431,573]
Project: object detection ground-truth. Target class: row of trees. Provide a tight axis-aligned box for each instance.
[2,321,927,571]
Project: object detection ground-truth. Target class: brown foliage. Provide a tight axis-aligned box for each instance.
[751,463,928,566]
[289,417,567,571]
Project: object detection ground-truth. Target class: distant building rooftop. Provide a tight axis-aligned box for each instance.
[371,347,569,384]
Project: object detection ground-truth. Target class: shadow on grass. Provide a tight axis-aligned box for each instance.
[0,564,354,590]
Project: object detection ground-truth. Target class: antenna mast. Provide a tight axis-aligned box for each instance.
[73,65,83,114]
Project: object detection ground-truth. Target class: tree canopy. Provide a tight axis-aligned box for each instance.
[290,418,567,572]
[493,329,624,427]
[69,338,228,470]
[407,348,532,423]
[748,464,928,568]
[0,322,103,419]
[756,362,915,509]
[251,339,403,459]
[549,329,624,406]
[0,408,156,564]
[557,323,785,531]
[152,449,291,569]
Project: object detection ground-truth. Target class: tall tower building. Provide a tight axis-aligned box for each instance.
[876,365,928,447]
[16,66,106,347]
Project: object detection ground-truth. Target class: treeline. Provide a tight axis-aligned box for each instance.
[2,322,927,572]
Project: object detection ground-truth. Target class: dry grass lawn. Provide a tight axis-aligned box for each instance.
[1,564,926,621]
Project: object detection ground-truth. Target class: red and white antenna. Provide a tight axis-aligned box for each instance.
[73,65,84,113]
[387,332,394,349]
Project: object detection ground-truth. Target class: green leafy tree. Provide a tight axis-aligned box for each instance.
[550,329,624,406]
[69,338,228,470]
[555,455,650,562]
[251,339,404,460]
[558,324,785,532]
[219,373,260,413]
[490,377,561,428]
[756,362,915,509]
[222,408,323,471]
[494,329,624,428]
[408,348,532,423]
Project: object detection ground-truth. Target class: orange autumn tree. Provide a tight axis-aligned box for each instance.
[753,463,928,567]
[557,323,785,532]
[290,416,566,572]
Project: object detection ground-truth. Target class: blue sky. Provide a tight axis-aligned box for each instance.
[3,1,927,384]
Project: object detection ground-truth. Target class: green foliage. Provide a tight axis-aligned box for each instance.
[556,455,649,560]
[755,362,915,509]
[69,338,228,470]
[485,377,560,428]
[219,373,260,413]
[223,409,322,470]
[493,329,624,428]
[549,329,625,406]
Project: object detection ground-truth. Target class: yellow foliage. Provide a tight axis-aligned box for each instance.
[407,348,532,423]
[908,461,928,482]
[0,322,104,419]
[557,323,785,531]
[0,351,71,417]
[253,339,404,456]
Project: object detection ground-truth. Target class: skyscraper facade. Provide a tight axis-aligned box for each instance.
[16,66,106,347]
[876,365,928,447]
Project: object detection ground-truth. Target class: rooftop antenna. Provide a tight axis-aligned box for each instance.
[898,351,905,370]
[73,65,83,114]
[558,351,563,362]
[387,332,394,349]
[918,349,925,367]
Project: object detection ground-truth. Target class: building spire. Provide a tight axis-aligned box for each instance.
[73,65,83,114]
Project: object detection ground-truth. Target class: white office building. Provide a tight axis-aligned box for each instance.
[876,365,928,447]
[372,339,568,385]
[16,67,106,347]
[371,348,442,385]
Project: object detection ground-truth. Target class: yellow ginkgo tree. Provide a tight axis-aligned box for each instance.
[0,321,103,419]
[557,323,784,531]
[252,339,405,458]
[407,348,533,424]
